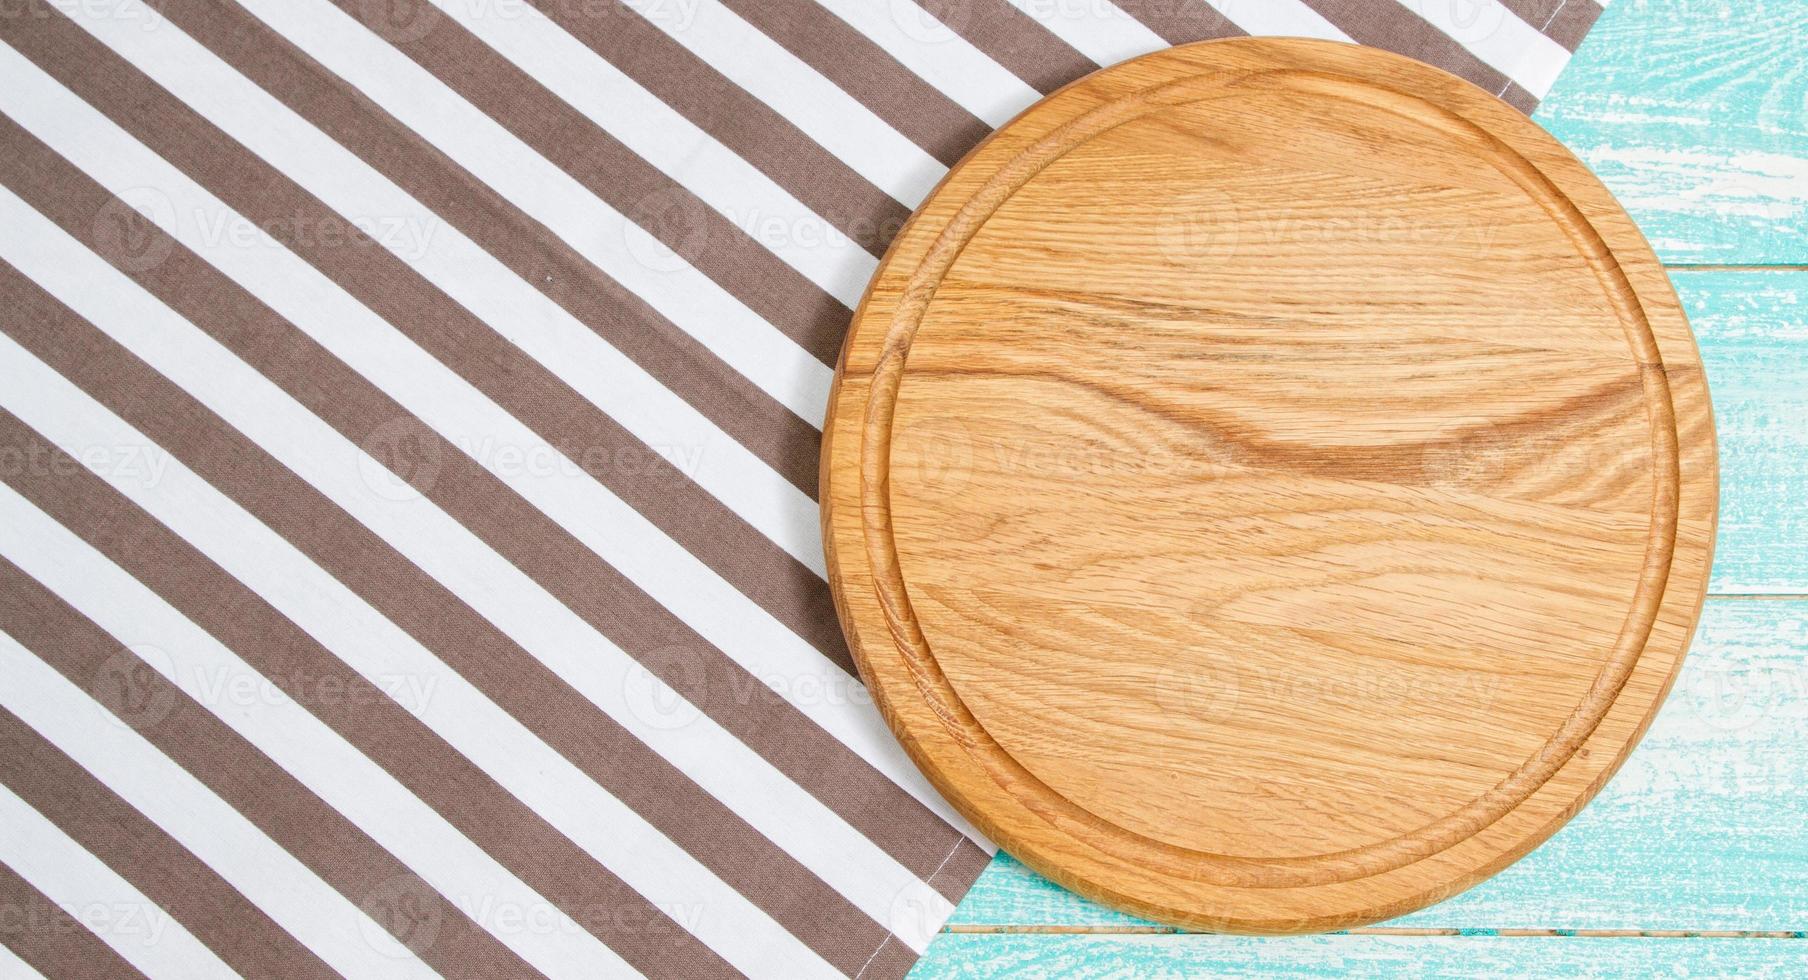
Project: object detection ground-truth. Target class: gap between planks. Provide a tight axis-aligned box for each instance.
[943,926,1808,939]
[1664,265,1808,273]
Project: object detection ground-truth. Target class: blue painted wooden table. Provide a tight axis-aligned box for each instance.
[916,1,1808,974]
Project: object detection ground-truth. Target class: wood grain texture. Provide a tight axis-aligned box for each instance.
[1538,0,1808,265]
[927,0,1806,972]
[950,269,1808,929]
[954,598,1808,932]
[826,38,1719,933]
[913,933,1808,977]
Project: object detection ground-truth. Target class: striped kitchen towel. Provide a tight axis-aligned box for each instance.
[0,1,1604,977]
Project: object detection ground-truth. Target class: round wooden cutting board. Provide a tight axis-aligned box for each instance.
[821,39,1717,933]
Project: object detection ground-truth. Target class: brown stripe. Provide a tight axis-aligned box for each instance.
[523,0,908,257]
[717,0,991,167]
[1497,0,1602,52]
[1111,0,1243,45]
[1298,0,1515,97]
[917,0,1100,91]
[1501,79,1540,114]
[0,863,147,980]
[934,839,995,907]
[1546,0,1604,55]
[1545,0,1602,55]
[854,839,994,979]
[0,558,536,980]
[0,710,336,980]
[0,264,897,974]
[0,415,736,978]
[155,0,827,491]
[860,935,922,980]
[163,0,843,649]
[0,115,972,894]
[314,0,862,365]
[2,3,846,667]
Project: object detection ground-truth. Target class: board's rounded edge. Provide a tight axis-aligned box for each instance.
[820,36,1719,935]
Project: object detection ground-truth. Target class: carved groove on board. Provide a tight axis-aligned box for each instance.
[824,36,1718,932]
[858,54,1682,889]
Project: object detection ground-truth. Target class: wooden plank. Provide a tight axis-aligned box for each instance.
[1680,271,1808,594]
[949,598,1808,932]
[913,934,1808,977]
[1533,0,1808,265]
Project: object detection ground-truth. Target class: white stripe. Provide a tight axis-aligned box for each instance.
[0,935,45,979]
[1204,0,1352,41]
[0,315,835,977]
[245,0,834,433]
[810,0,1041,127]
[0,179,959,952]
[0,783,235,980]
[0,26,986,847]
[1393,0,1572,97]
[1000,0,1164,68]
[0,164,963,955]
[0,633,439,979]
[0,438,631,980]
[51,0,827,573]
[625,0,946,207]
[413,0,875,307]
